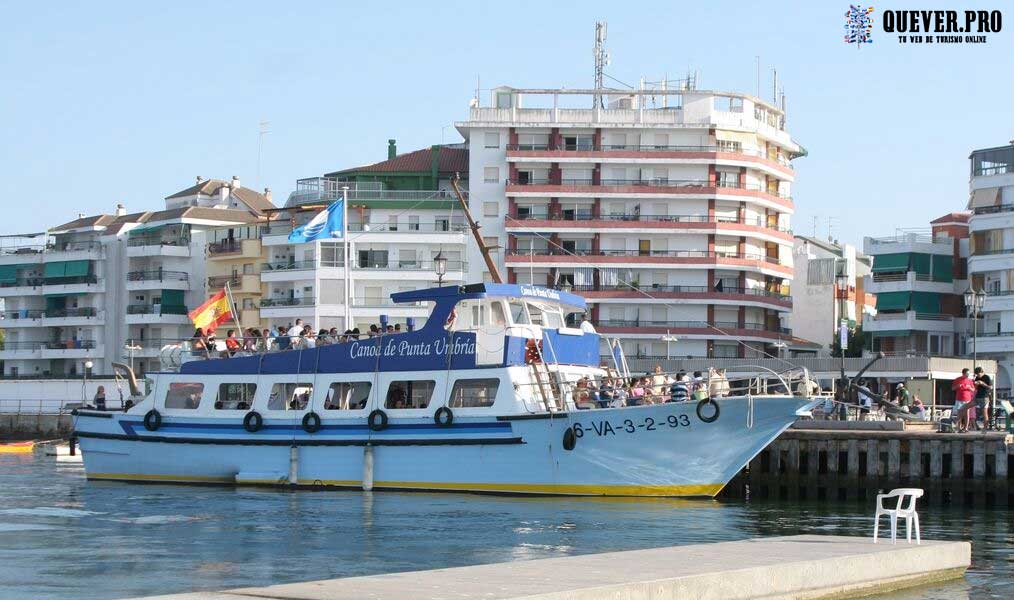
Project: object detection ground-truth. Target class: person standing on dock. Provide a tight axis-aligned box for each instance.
[896,383,911,411]
[952,368,976,432]
[974,367,992,431]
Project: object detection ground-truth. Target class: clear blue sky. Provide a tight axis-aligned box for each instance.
[1,1,1011,246]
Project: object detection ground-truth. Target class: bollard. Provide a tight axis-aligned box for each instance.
[69,436,77,456]
[363,444,375,491]
[288,445,298,485]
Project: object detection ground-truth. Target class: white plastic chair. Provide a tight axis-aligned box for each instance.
[873,488,923,544]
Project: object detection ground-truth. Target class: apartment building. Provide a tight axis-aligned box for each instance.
[863,214,969,357]
[0,176,273,377]
[967,141,1014,388]
[457,85,803,358]
[787,236,872,356]
[206,223,269,330]
[259,144,470,332]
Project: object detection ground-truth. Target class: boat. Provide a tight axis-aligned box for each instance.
[71,282,819,496]
[0,441,35,454]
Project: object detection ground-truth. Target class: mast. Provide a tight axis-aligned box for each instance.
[449,175,503,283]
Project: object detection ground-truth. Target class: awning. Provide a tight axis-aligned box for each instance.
[911,292,941,314]
[968,187,1001,209]
[43,262,66,278]
[162,289,185,306]
[871,330,911,338]
[714,130,757,145]
[872,253,909,273]
[876,291,910,311]
[63,260,90,277]
[0,265,17,284]
[910,253,931,276]
[932,255,953,282]
[43,293,84,298]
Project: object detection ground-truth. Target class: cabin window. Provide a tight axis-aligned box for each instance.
[325,382,372,410]
[268,383,313,411]
[508,301,529,325]
[385,380,435,409]
[215,383,256,410]
[449,378,500,408]
[164,382,204,410]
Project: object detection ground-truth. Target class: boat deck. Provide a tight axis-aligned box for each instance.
[138,535,969,600]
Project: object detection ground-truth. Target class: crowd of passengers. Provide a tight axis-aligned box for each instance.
[190,318,407,358]
[572,365,730,409]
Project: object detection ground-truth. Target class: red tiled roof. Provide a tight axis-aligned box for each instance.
[165,179,275,215]
[929,212,971,224]
[328,146,469,176]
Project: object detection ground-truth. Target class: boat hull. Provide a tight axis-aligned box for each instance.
[74,396,806,497]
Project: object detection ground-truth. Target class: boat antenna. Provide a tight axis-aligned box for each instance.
[450,174,503,283]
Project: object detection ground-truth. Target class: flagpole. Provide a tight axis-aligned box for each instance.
[224,280,244,336]
[341,186,351,331]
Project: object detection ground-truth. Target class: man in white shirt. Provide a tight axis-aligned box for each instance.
[287,319,304,349]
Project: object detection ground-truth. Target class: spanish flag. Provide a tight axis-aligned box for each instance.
[188,290,233,331]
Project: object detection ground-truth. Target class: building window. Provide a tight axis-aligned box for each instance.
[495,91,512,109]
[448,378,500,408]
[484,167,499,184]
[408,215,420,231]
[215,383,256,410]
[484,132,500,148]
[242,263,255,275]
[399,249,418,268]
[385,380,435,409]
[717,171,741,188]
[324,382,371,410]
[242,298,255,310]
[165,383,204,410]
[483,236,498,250]
[268,383,313,411]
[358,250,389,268]
[483,202,498,217]
[388,215,398,232]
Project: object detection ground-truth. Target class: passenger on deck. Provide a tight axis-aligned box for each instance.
[628,378,646,405]
[93,386,106,411]
[302,326,316,349]
[224,330,240,357]
[598,379,614,405]
[275,326,290,351]
[651,365,670,400]
[669,371,690,403]
[317,329,330,346]
[287,319,304,349]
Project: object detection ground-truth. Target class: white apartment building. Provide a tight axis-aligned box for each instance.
[0,177,273,377]
[967,142,1014,389]
[456,85,804,358]
[259,147,470,332]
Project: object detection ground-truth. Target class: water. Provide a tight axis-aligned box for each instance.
[0,453,1010,600]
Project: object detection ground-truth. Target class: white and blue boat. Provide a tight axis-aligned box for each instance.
[72,283,818,497]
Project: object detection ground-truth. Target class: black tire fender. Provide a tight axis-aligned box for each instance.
[368,409,388,432]
[243,411,263,433]
[302,411,322,434]
[434,406,454,427]
[562,426,577,451]
[143,409,161,432]
[696,398,720,423]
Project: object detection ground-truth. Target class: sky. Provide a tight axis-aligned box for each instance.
[1,0,1011,247]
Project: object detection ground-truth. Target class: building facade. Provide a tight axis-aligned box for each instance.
[457,86,803,358]
[258,145,470,332]
[967,142,1014,388]
[863,215,969,358]
[0,177,273,377]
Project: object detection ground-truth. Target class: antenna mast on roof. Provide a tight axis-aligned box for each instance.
[593,21,609,109]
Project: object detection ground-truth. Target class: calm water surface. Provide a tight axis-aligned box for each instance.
[0,453,1010,599]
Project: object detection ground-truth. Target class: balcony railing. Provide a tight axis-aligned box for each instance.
[124,338,178,350]
[507,212,790,232]
[126,304,189,316]
[506,144,791,165]
[870,271,952,283]
[208,240,245,255]
[593,319,791,335]
[347,223,468,233]
[0,310,45,320]
[973,204,1014,215]
[45,307,98,318]
[562,284,790,301]
[127,236,190,248]
[971,247,1014,257]
[0,342,46,351]
[287,183,468,207]
[45,340,97,350]
[509,178,790,198]
[127,270,189,282]
[208,275,243,288]
[48,240,103,252]
[43,275,98,286]
[507,249,783,264]
[356,260,467,271]
[260,297,316,308]
[976,331,1014,338]
[0,277,44,288]
[262,260,316,271]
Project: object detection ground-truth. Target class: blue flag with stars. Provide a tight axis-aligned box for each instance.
[288,199,345,243]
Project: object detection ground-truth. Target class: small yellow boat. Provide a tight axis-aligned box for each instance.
[0,441,35,454]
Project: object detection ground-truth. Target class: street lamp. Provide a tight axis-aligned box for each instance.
[834,270,850,411]
[661,331,679,360]
[83,360,94,406]
[124,342,142,374]
[433,251,448,286]
[964,287,987,370]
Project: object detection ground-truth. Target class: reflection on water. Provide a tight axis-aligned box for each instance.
[0,454,1009,600]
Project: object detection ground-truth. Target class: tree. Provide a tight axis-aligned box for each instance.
[831,326,866,358]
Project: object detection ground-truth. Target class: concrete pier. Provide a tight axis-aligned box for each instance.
[139,535,968,600]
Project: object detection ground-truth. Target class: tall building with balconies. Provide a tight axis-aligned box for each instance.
[456,85,804,358]
[206,224,269,330]
[260,144,470,332]
[967,142,1014,388]
[863,214,969,357]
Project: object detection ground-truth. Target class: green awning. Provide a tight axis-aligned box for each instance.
[871,330,912,338]
[63,260,90,277]
[43,292,84,298]
[162,289,185,306]
[0,265,17,284]
[876,291,910,311]
[911,292,941,314]
[932,255,953,282]
[911,253,931,276]
[872,253,909,273]
[43,262,66,278]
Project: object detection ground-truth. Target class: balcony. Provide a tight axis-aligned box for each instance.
[208,274,261,294]
[506,143,793,175]
[864,311,955,333]
[126,236,191,257]
[506,249,790,276]
[40,307,104,327]
[346,222,468,245]
[41,275,103,295]
[124,304,190,325]
[967,331,1014,354]
[866,271,956,295]
[506,178,792,209]
[124,338,177,358]
[559,284,791,310]
[286,181,465,208]
[259,297,316,319]
[260,297,315,308]
[967,247,1014,274]
[41,339,102,359]
[352,259,467,281]
[0,277,44,295]
[0,309,44,327]
[261,259,317,282]
[592,319,791,341]
[208,239,261,260]
[0,244,45,266]
[126,270,190,291]
[44,240,104,261]
[506,212,791,239]
[0,341,44,359]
